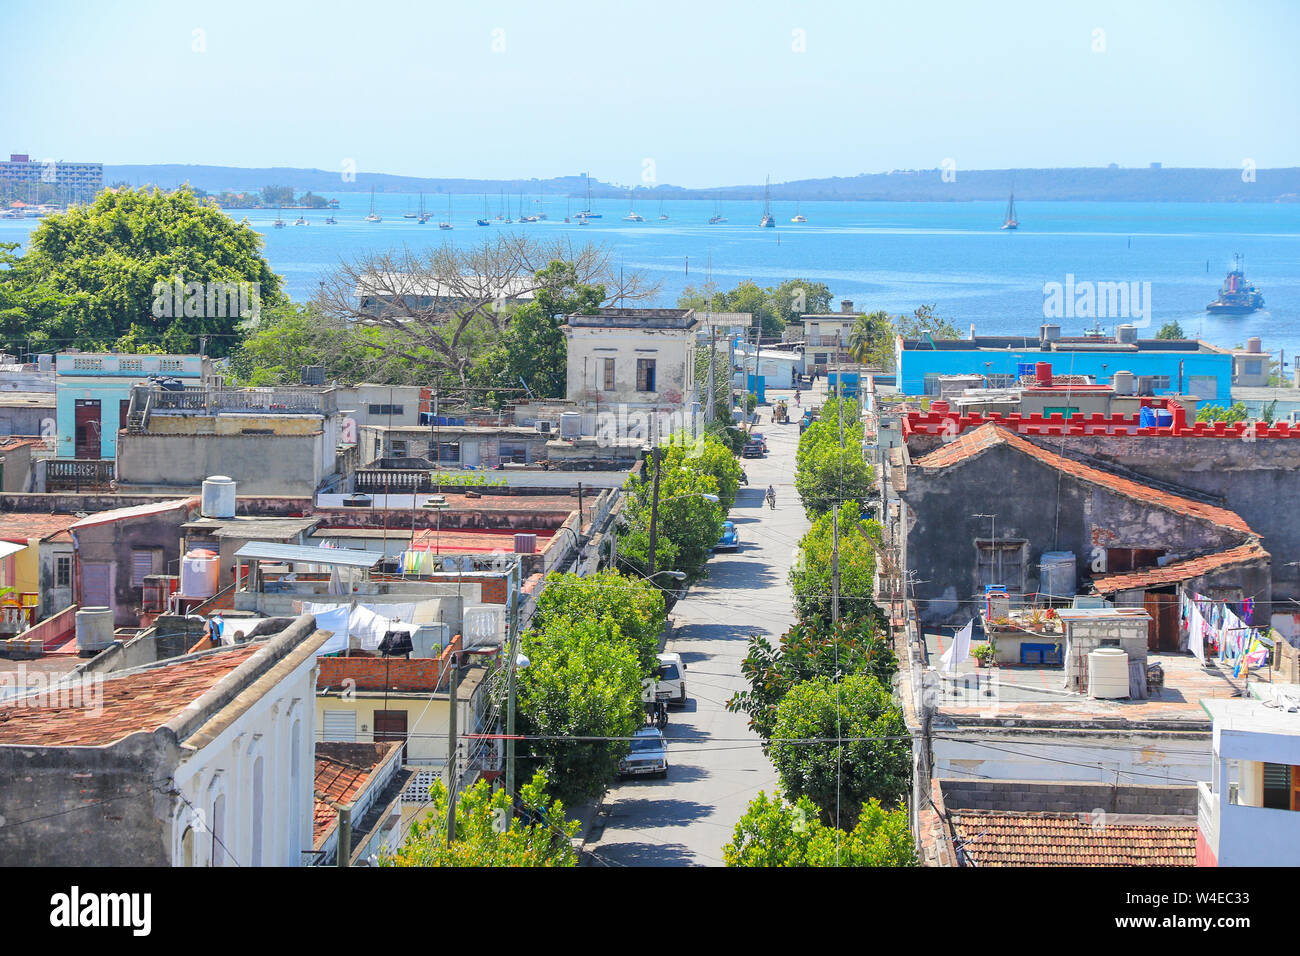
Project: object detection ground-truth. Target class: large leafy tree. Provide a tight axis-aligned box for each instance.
[659,432,744,513]
[794,396,875,517]
[678,277,833,339]
[790,501,883,624]
[1155,320,1186,340]
[12,186,284,356]
[0,242,69,354]
[517,616,644,804]
[531,570,666,674]
[724,791,916,867]
[616,459,724,581]
[383,770,579,867]
[769,673,911,828]
[1196,402,1250,424]
[847,310,893,365]
[728,617,898,742]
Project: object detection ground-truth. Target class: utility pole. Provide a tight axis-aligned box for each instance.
[337,806,351,867]
[445,653,459,847]
[706,325,716,424]
[504,560,522,799]
[832,505,841,623]
[647,445,663,577]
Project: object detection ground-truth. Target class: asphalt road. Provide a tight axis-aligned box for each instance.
[583,387,816,867]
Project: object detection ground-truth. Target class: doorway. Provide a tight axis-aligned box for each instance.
[74,400,102,459]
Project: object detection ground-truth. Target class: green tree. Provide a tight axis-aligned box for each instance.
[659,432,744,512]
[728,617,898,742]
[0,241,70,354]
[794,397,875,517]
[897,303,959,340]
[724,791,916,867]
[517,616,644,804]
[769,279,834,325]
[790,502,884,625]
[531,570,666,673]
[1196,402,1250,424]
[769,673,911,828]
[1156,320,1186,340]
[616,458,724,580]
[11,186,284,356]
[1261,400,1278,425]
[847,310,892,365]
[383,770,578,866]
[260,185,296,207]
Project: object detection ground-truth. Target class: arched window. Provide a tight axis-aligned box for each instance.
[210,792,226,866]
[180,826,195,867]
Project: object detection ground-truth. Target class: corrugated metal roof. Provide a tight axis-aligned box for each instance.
[234,541,384,568]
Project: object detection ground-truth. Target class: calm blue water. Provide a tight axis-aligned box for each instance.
[4,196,1299,359]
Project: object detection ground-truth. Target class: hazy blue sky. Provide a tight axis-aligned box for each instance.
[3,0,1297,186]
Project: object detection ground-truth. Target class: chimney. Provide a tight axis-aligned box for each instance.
[840,299,854,314]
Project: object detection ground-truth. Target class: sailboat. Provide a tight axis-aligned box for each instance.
[293,214,308,226]
[477,195,490,226]
[707,198,727,224]
[417,193,431,224]
[324,215,337,224]
[1000,191,1018,230]
[658,199,668,221]
[273,207,286,229]
[623,191,644,222]
[759,176,775,227]
[520,192,538,222]
[365,188,381,222]
[438,193,453,229]
[497,190,512,223]
[578,172,602,218]
[791,201,807,223]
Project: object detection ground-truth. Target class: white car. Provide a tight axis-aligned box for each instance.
[656,653,687,706]
[618,727,668,778]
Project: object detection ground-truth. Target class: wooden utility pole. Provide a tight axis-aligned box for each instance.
[445,655,459,848]
[647,445,662,577]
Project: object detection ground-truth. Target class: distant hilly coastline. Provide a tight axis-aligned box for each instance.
[102,164,1300,203]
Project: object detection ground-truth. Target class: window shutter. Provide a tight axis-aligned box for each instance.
[323,710,357,742]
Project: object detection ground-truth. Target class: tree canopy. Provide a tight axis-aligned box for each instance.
[6,186,283,356]
[531,569,666,674]
[724,791,916,867]
[790,501,884,625]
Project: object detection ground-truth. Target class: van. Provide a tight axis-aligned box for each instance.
[656,652,687,706]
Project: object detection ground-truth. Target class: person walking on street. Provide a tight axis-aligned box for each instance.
[766,484,776,510]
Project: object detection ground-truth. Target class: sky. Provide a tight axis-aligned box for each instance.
[3,0,1298,187]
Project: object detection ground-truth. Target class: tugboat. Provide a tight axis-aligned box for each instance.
[1207,254,1265,314]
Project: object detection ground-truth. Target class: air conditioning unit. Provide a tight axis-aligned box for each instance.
[535,420,554,434]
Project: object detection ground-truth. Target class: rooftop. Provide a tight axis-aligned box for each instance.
[69,497,199,530]
[565,308,700,330]
[1091,541,1270,594]
[948,810,1196,866]
[912,423,1253,534]
[182,515,322,539]
[0,511,82,543]
[313,741,404,850]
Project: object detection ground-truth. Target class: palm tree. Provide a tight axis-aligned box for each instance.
[848,310,893,365]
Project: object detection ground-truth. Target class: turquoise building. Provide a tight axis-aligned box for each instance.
[895,330,1233,402]
[55,353,213,460]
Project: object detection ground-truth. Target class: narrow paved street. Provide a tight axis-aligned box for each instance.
[585,387,816,866]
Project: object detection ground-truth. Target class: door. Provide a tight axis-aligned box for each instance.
[74,400,102,459]
[81,561,114,609]
[373,709,408,760]
[1143,590,1180,651]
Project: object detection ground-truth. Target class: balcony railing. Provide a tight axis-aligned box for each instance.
[146,386,337,416]
[1197,781,1219,858]
[45,458,114,492]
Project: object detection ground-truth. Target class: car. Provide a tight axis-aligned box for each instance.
[716,520,740,552]
[742,439,765,458]
[618,727,668,778]
[656,652,688,706]
[750,432,768,453]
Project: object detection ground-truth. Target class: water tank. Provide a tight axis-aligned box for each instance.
[180,549,220,598]
[1112,370,1136,395]
[1039,551,1077,599]
[1116,323,1138,344]
[1087,647,1130,699]
[75,607,115,654]
[37,354,52,372]
[1247,337,1262,354]
[201,475,236,518]
[513,533,537,554]
[1035,362,1053,386]
[1040,324,1061,342]
[559,412,582,439]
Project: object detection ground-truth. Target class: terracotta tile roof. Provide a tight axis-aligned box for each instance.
[1092,541,1270,594]
[0,643,262,747]
[69,497,199,530]
[313,742,401,849]
[950,810,1197,866]
[0,512,83,543]
[914,423,1252,534]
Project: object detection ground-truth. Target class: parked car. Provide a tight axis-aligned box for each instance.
[742,439,765,458]
[618,727,668,778]
[750,432,769,453]
[656,652,688,706]
[716,520,740,552]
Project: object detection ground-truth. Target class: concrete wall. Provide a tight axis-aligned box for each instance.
[73,504,196,626]
[901,442,1244,624]
[938,778,1196,815]
[0,403,54,439]
[117,432,328,496]
[565,325,696,409]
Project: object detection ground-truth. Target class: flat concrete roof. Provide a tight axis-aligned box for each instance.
[1202,687,1300,736]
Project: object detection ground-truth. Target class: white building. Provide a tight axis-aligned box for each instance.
[562,308,703,437]
[0,615,328,866]
[1198,686,1300,866]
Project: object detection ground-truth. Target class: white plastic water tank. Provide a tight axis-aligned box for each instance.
[1039,552,1077,599]
[201,475,236,518]
[559,412,582,439]
[180,549,220,598]
[1112,370,1136,395]
[1116,323,1138,344]
[1087,647,1130,699]
[75,607,114,654]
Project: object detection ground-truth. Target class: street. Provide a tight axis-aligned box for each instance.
[584,387,816,866]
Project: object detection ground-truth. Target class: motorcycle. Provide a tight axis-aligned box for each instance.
[739,468,749,486]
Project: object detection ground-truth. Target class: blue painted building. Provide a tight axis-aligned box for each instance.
[895,330,1233,402]
[55,353,214,460]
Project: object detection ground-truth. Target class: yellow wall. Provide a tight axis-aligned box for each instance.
[315,693,451,765]
[149,413,322,436]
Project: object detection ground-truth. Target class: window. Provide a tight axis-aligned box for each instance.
[390,440,408,458]
[130,547,162,587]
[55,556,72,588]
[636,358,656,392]
[985,374,1016,388]
[1145,376,1171,390]
[368,404,404,416]
[603,358,615,391]
[975,539,1026,592]
[499,443,527,464]
[1262,763,1294,810]
[1044,406,1080,418]
[432,442,460,464]
[323,709,357,742]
